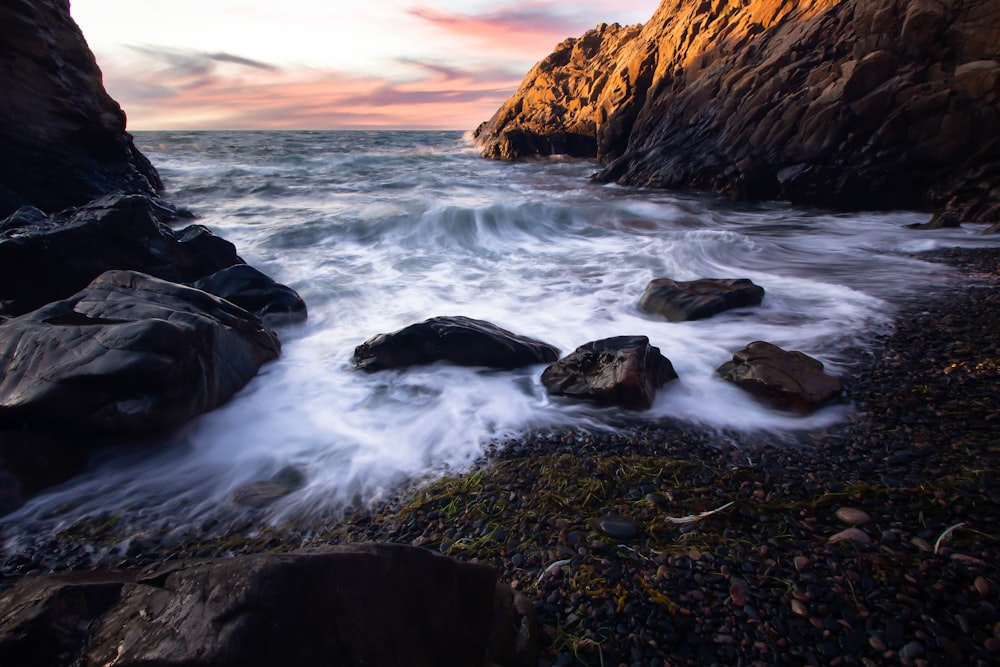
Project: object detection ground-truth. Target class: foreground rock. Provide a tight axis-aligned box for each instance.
[717,341,843,412]
[0,544,537,667]
[0,0,161,217]
[541,335,677,409]
[638,278,765,321]
[0,194,282,317]
[0,270,280,434]
[476,0,1000,224]
[353,316,559,372]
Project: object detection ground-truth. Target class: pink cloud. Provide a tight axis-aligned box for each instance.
[99,47,523,130]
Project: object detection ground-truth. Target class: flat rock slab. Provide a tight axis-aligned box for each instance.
[353,316,559,372]
[638,278,764,322]
[541,335,678,410]
[717,341,842,413]
[0,270,280,434]
[0,544,536,667]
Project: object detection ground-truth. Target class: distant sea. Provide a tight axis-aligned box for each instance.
[5,130,999,541]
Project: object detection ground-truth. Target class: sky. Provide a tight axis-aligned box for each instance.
[70,1,656,131]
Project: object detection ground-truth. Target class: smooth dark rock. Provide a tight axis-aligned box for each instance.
[353,316,559,372]
[192,264,307,324]
[638,278,765,322]
[0,194,242,317]
[0,545,535,667]
[477,0,1000,224]
[0,0,161,217]
[0,270,280,434]
[541,335,678,409]
[596,514,640,540]
[0,431,93,515]
[717,341,843,413]
[231,466,307,508]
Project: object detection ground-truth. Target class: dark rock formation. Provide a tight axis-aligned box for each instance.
[0,270,280,434]
[0,545,537,667]
[0,194,241,317]
[193,264,307,324]
[353,316,559,372]
[0,0,162,218]
[541,335,678,409]
[476,0,1000,224]
[717,340,843,412]
[638,278,765,321]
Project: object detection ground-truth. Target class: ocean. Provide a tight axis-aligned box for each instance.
[3,130,998,543]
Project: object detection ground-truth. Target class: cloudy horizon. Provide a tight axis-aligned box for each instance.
[71,0,656,131]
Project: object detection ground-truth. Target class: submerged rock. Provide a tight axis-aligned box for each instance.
[541,335,678,409]
[717,341,843,413]
[0,545,536,667]
[0,0,161,217]
[353,316,559,372]
[476,0,1000,224]
[0,270,280,434]
[638,278,765,322]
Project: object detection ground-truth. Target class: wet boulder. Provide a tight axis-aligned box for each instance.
[0,193,243,316]
[717,341,843,413]
[353,316,559,372]
[192,264,307,324]
[638,278,765,322]
[0,270,280,434]
[0,545,537,667]
[541,335,678,410]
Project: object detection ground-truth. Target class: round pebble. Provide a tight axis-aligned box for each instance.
[596,515,639,540]
[835,507,871,525]
[828,527,872,545]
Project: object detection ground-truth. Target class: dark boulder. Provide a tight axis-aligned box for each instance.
[638,278,765,322]
[0,270,280,434]
[0,431,93,515]
[541,335,678,409]
[0,194,242,317]
[0,0,161,218]
[717,341,843,413]
[0,545,538,667]
[353,316,559,372]
[193,264,307,324]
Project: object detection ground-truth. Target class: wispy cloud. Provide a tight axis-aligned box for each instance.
[99,46,523,130]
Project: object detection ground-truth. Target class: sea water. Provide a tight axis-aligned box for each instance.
[3,130,998,539]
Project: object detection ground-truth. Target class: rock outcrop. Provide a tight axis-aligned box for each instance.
[638,278,765,321]
[541,336,678,409]
[475,0,1000,224]
[0,0,161,217]
[0,545,539,667]
[353,316,560,372]
[0,271,281,434]
[717,340,843,412]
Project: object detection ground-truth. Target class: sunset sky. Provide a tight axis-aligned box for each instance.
[70,1,656,131]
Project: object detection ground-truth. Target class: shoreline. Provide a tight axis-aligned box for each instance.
[3,246,999,665]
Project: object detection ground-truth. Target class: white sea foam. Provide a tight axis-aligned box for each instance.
[4,130,999,539]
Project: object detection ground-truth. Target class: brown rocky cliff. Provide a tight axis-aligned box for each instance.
[0,0,161,217]
[474,0,1000,224]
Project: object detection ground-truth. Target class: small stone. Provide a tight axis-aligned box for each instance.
[910,537,932,552]
[985,638,1000,653]
[869,635,888,652]
[974,576,990,596]
[793,556,810,572]
[899,642,924,660]
[829,528,872,545]
[596,515,639,540]
[835,507,871,526]
[645,492,670,507]
[791,599,808,617]
[688,548,702,561]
